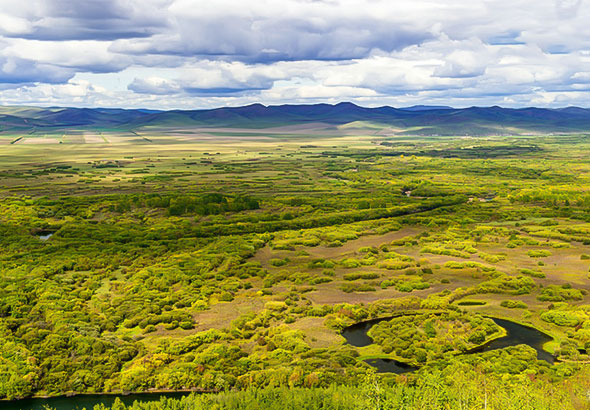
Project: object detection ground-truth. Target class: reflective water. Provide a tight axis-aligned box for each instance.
[6,316,556,407]
[341,315,555,373]
[468,317,554,364]
[38,233,53,241]
[2,392,190,410]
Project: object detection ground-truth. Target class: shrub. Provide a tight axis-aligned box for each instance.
[476,275,535,295]
[457,300,487,306]
[340,283,376,293]
[527,250,552,258]
[520,268,546,278]
[377,260,413,270]
[219,292,234,302]
[500,300,528,309]
[537,285,584,302]
[343,272,379,281]
[444,261,495,272]
[540,310,582,327]
[179,321,194,330]
[270,258,289,267]
[307,259,336,269]
[309,276,333,285]
[479,252,506,263]
[420,246,471,258]
[340,258,361,268]
[381,278,430,292]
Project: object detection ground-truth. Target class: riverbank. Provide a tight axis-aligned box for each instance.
[357,324,508,367]
[341,311,558,372]
[0,390,209,410]
[480,314,560,352]
[0,389,219,410]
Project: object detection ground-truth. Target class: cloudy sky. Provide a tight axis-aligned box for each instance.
[0,0,589,109]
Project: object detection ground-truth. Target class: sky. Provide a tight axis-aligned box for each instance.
[0,0,589,109]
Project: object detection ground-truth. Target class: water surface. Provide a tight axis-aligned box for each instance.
[6,316,556,407]
[2,392,189,410]
[38,233,53,241]
[469,317,554,364]
[341,315,555,373]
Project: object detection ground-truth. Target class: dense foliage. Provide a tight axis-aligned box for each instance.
[0,131,589,406]
[367,312,502,364]
[88,366,590,410]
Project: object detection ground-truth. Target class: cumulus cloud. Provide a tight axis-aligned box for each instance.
[1,0,590,108]
[128,77,181,95]
[4,39,132,73]
[556,0,584,18]
[127,61,288,95]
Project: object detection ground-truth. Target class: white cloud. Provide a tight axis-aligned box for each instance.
[1,0,590,108]
[0,13,31,35]
[4,39,132,72]
[128,77,181,95]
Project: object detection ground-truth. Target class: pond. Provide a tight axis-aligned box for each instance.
[341,314,555,373]
[2,392,190,410]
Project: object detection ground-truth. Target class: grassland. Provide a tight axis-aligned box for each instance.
[0,125,589,407]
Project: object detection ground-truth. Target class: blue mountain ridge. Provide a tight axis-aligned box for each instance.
[1,103,590,135]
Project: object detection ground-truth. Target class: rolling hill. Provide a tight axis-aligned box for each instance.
[2,103,590,135]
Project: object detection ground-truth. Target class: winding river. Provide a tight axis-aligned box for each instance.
[2,392,190,410]
[341,315,555,373]
[4,316,555,409]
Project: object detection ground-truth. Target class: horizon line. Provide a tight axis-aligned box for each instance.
[0,102,589,112]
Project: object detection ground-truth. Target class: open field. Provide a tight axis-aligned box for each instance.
[0,126,589,402]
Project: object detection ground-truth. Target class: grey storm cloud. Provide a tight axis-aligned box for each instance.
[1,0,434,59]
[112,16,432,62]
[0,56,74,84]
[0,0,171,41]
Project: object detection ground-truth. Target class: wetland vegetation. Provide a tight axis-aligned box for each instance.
[0,123,589,408]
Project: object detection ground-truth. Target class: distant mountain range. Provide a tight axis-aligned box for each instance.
[2,103,590,135]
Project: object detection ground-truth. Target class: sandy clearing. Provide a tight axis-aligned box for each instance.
[304,227,424,259]
[252,227,424,267]
[287,316,343,348]
[191,296,266,331]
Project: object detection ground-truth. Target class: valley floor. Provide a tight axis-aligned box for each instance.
[0,128,589,408]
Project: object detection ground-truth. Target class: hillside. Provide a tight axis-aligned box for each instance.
[2,103,590,135]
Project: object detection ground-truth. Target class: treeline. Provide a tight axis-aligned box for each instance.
[45,196,466,243]
[184,195,467,238]
[87,366,589,410]
[31,193,260,218]
[509,187,590,208]
[108,193,260,216]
